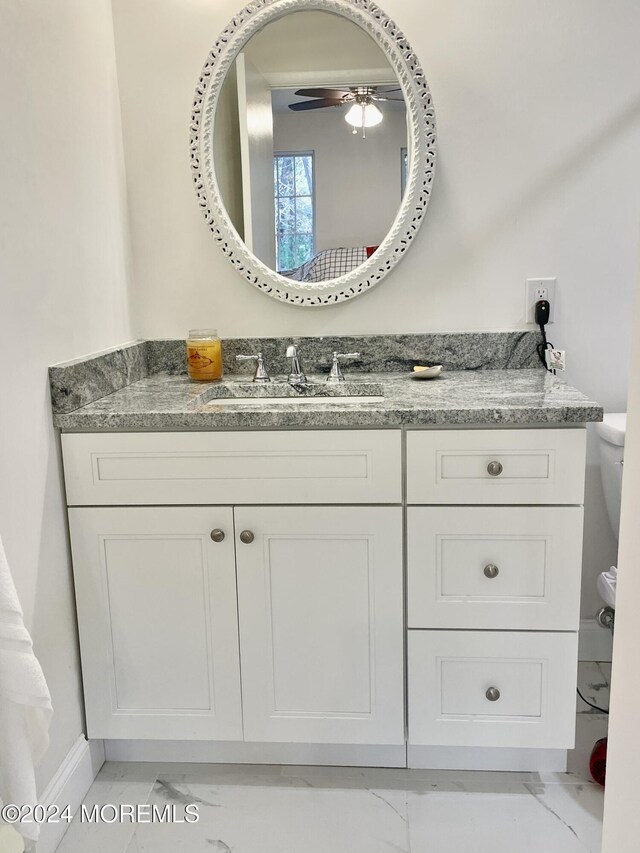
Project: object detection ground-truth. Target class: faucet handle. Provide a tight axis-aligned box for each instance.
[327,352,361,383]
[236,352,271,383]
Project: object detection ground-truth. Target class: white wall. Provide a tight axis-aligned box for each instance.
[112,0,640,621]
[602,245,640,851]
[274,109,407,252]
[0,0,132,791]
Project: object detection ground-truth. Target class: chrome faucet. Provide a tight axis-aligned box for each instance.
[285,344,307,386]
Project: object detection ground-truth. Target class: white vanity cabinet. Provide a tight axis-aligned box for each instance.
[62,425,587,769]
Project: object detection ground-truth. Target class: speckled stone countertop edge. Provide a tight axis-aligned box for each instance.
[51,369,603,431]
[52,408,604,431]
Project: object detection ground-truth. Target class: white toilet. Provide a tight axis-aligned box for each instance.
[596,413,627,609]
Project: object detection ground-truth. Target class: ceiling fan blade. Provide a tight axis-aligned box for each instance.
[294,88,352,99]
[372,95,405,102]
[288,98,346,111]
[374,85,402,93]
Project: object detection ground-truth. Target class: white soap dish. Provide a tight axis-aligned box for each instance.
[411,364,443,380]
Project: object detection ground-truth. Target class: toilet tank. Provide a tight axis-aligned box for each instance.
[596,413,626,539]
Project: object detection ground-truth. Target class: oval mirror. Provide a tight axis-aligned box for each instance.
[190,0,436,306]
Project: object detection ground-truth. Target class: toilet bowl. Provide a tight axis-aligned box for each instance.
[596,413,627,608]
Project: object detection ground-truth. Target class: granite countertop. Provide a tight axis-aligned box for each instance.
[52,369,603,431]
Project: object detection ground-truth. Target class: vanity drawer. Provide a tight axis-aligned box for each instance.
[408,630,578,749]
[408,506,583,630]
[406,429,586,505]
[61,430,402,506]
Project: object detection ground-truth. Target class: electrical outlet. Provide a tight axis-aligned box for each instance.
[526,277,557,324]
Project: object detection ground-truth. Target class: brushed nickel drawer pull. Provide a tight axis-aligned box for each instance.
[487,460,504,477]
[240,530,255,544]
[210,529,225,542]
[485,686,501,702]
[483,564,499,579]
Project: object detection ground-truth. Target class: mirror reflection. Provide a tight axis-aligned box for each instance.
[214,10,408,282]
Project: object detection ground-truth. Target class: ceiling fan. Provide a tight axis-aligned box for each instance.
[288,85,404,136]
[288,85,404,113]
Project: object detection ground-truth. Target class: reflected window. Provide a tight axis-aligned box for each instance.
[274,152,315,273]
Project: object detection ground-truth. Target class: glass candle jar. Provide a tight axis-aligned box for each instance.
[186,329,223,382]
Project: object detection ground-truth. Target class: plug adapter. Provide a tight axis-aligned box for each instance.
[535,299,551,327]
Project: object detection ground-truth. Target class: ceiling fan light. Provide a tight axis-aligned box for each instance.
[345,102,383,128]
[344,104,361,127]
[364,103,383,126]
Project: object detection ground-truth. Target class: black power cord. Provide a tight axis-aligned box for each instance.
[576,686,609,715]
[535,299,554,372]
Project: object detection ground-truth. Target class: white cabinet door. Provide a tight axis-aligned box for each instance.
[235,506,404,745]
[68,507,243,740]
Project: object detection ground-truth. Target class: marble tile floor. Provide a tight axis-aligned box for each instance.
[56,665,611,853]
[577,662,611,715]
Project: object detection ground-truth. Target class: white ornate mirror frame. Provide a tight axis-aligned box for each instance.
[190,0,437,306]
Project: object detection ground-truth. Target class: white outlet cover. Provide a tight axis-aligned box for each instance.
[526,277,557,324]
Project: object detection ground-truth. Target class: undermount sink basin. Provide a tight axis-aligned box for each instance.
[200,379,384,406]
[206,394,384,406]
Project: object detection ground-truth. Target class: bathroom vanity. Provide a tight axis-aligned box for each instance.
[47,1,603,771]
[50,333,603,771]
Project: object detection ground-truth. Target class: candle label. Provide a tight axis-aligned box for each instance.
[187,342,222,381]
[187,347,214,371]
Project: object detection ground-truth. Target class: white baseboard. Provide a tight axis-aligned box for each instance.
[104,739,406,767]
[579,618,613,661]
[37,736,104,853]
[407,745,567,772]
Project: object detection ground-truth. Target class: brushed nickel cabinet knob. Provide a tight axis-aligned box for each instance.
[210,529,225,542]
[487,460,504,477]
[483,564,499,579]
[485,687,501,702]
[240,530,255,544]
